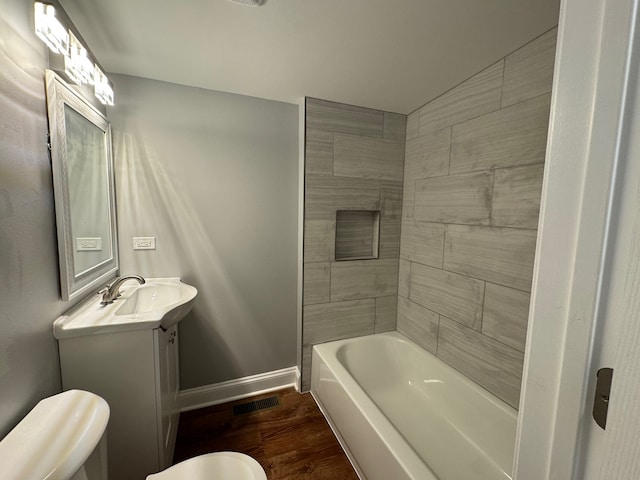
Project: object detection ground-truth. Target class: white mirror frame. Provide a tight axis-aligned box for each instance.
[45,69,118,301]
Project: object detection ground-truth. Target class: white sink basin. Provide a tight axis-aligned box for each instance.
[54,277,197,339]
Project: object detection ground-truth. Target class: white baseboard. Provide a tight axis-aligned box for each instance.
[179,366,300,412]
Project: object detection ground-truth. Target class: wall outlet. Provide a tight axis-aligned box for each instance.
[133,236,156,250]
[76,237,102,251]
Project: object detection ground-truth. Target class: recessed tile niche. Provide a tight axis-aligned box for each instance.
[334,210,380,261]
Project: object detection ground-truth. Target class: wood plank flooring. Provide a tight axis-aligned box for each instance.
[173,388,360,480]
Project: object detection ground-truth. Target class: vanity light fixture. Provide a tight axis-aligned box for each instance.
[229,0,266,5]
[94,66,114,106]
[34,2,69,55]
[65,31,95,85]
[34,1,115,106]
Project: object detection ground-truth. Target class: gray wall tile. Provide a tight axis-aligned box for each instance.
[383,112,408,142]
[450,93,551,174]
[437,317,524,408]
[305,174,380,220]
[400,220,445,268]
[418,61,504,135]
[397,297,439,354]
[380,181,403,219]
[303,219,335,263]
[406,111,420,140]
[402,179,415,220]
[375,295,398,333]
[305,128,334,175]
[409,263,485,330]
[492,164,545,229]
[331,259,399,301]
[414,171,493,225]
[303,299,375,345]
[301,345,313,391]
[306,97,384,137]
[398,259,411,298]
[334,133,404,181]
[502,28,557,108]
[482,283,530,352]
[379,182,403,259]
[444,225,538,291]
[303,263,331,306]
[379,218,401,259]
[301,296,375,390]
[404,127,451,181]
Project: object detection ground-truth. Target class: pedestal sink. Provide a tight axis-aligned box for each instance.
[54,277,197,339]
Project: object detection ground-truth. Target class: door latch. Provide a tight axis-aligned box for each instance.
[592,367,613,430]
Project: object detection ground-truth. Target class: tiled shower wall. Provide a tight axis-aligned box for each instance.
[398,28,557,408]
[302,98,406,389]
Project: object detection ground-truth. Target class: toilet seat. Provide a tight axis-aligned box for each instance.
[146,452,267,480]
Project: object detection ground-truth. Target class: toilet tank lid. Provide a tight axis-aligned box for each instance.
[0,390,109,480]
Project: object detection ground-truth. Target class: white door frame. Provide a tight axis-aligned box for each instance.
[514,0,638,478]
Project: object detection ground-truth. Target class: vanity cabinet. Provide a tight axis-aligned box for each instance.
[58,325,180,480]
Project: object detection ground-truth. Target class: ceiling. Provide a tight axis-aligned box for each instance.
[59,0,560,114]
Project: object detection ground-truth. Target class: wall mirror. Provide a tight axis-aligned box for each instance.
[45,70,118,301]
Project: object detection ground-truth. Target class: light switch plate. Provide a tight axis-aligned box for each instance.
[133,236,156,250]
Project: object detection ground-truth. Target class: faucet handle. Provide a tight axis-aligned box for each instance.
[97,287,110,305]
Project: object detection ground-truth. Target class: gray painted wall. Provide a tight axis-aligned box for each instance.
[108,75,299,388]
[398,28,557,408]
[0,0,67,437]
[301,98,406,390]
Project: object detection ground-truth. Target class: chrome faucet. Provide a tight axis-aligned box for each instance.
[99,275,145,305]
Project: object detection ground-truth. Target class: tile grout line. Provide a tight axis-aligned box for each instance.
[408,26,556,119]
[415,80,552,143]
[499,56,506,108]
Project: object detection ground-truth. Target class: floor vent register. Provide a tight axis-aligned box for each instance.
[233,395,280,415]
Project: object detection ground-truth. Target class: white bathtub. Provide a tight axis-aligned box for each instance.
[311,332,517,480]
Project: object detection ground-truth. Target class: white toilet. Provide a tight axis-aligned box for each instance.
[0,390,267,480]
[147,451,267,480]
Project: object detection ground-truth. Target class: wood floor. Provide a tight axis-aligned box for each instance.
[173,388,360,480]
